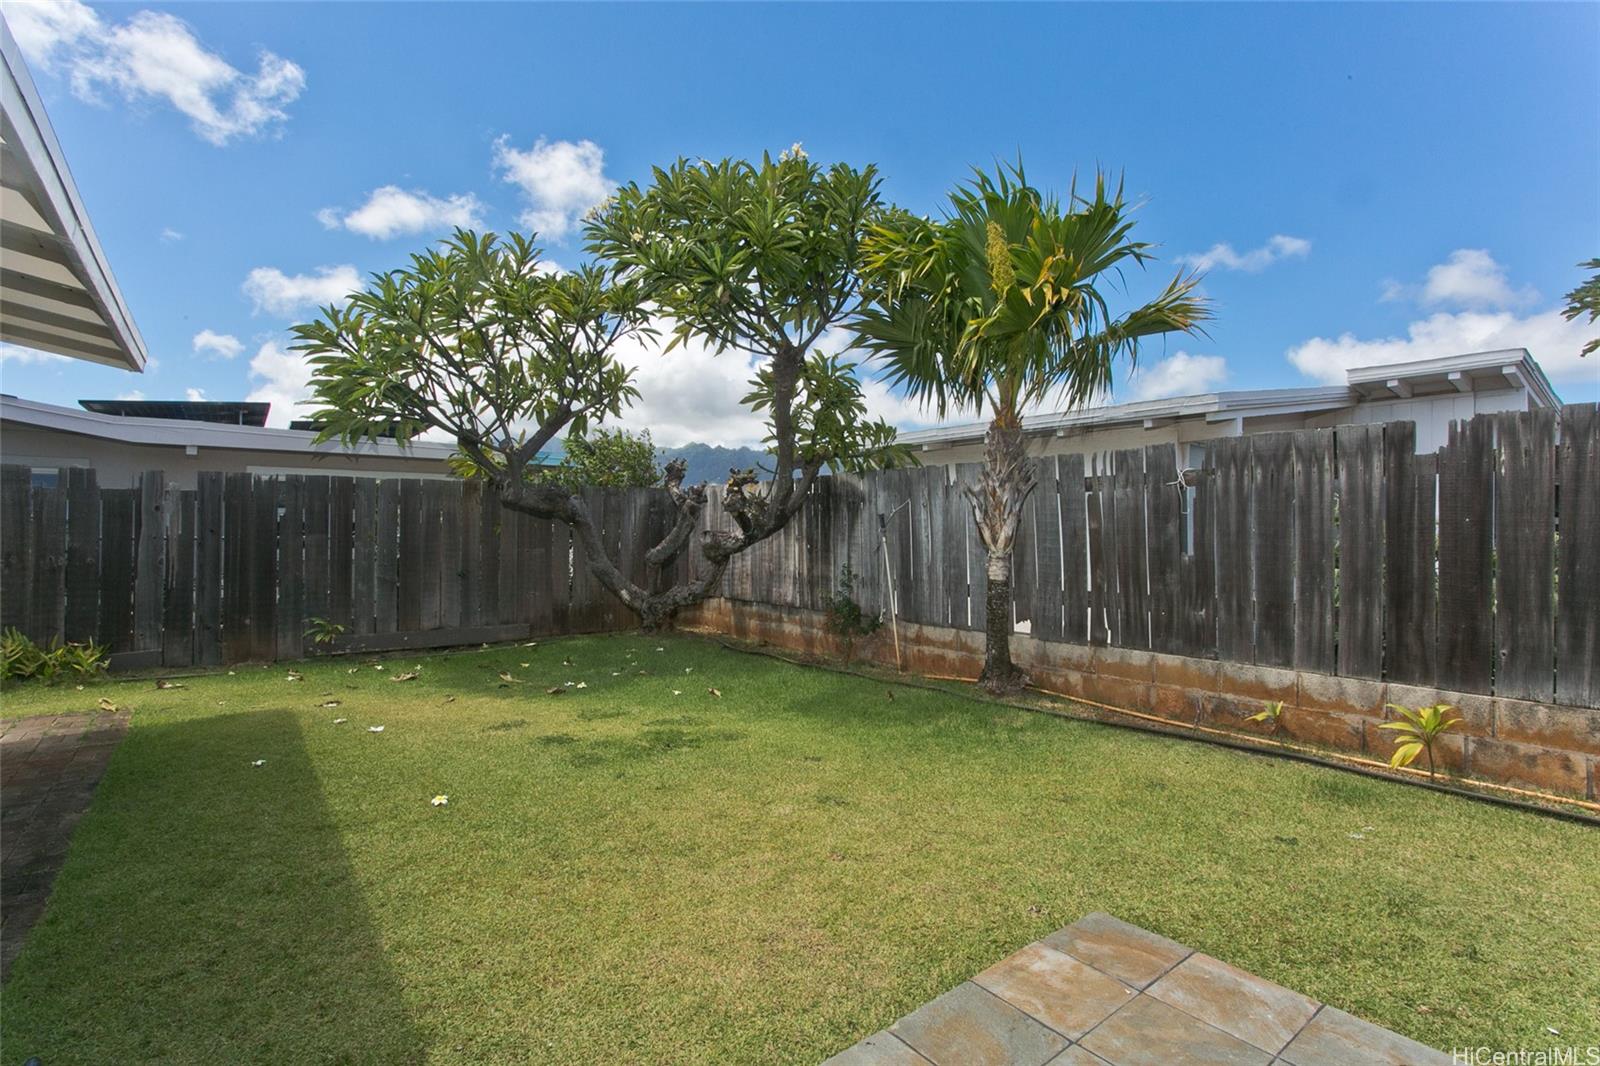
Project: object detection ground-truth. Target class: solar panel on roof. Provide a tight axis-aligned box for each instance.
[78,400,270,427]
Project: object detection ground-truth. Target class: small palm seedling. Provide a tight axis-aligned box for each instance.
[304,617,348,650]
[1244,700,1285,733]
[1379,703,1461,780]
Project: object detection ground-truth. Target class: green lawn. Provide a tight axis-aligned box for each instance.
[3,634,1596,1063]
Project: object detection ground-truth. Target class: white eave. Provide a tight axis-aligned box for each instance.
[0,16,148,372]
[1344,348,1561,409]
[896,348,1563,450]
[0,395,459,461]
[897,386,1354,450]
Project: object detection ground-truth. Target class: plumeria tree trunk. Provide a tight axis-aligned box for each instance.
[966,408,1036,694]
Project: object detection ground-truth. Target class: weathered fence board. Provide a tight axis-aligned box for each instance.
[1437,416,1495,694]
[98,488,136,653]
[1336,425,1384,680]
[162,489,195,667]
[1032,461,1064,642]
[194,473,223,665]
[28,480,66,642]
[221,474,252,661]
[133,471,165,652]
[1112,450,1149,651]
[1494,409,1556,702]
[1213,437,1253,662]
[1556,403,1599,707]
[64,467,100,642]
[0,465,31,634]
[1292,430,1335,674]
[327,477,355,632]
[1251,433,1296,667]
[1145,445,1182,655]
[303,476,331,630]
[275,476,305,662]
[1383,426,1436,687]
[1058,455,1088,646]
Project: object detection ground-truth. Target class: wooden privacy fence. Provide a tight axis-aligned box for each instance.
[0,470,682,669]
[705,404,1600,709]
[1,405,1595,706]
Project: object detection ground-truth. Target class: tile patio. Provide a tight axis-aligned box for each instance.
[822,912,1450,1066]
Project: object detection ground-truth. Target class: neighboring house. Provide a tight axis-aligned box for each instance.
[897,349,1563,468]
[0,26,467,490]
[0,396,462,488]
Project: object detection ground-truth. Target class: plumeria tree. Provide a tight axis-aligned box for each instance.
[295,151,904,631]
[853,164,1211,692]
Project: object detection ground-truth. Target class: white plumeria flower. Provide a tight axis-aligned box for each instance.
[333,718,348,724]
[672,690,682,696]
[611,671,620,677]
[252,759,266,767]
[655,647,665,652]
[368,725,385,733]
[431,795,449,807]
[575,682,588,689]
[684,667,693,674]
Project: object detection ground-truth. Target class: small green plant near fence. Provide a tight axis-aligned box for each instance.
[1244,699,1286,733]
[303,617,348,650]
[824,564,882,663]
[1,628,109,684]
[1380,703,1462,780]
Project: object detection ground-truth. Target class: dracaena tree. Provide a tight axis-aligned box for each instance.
[295,151,902,631]
[853,164,1211,693]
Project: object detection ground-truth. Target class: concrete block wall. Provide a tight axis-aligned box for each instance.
[680,599,1598,801]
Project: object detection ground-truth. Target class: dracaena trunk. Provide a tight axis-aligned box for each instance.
[968,408,1035,695]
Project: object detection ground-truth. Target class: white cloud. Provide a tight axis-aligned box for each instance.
[160,227,184,243]
[116,389,145,401]
[1290,249,1593,386]
[1126,351,1229,401]
[191,328,243,359]
[242,265,360,317]
[1401,248,1536,310]
[185,387,206,402]
[319,186,486,240]
[607,327,765,448]
[492,136,613,240]
[1179,235,1311,273]
[5,0,305,145]
[0,341,69,364]
[1287,308,1595,386]
[244,339,315,427]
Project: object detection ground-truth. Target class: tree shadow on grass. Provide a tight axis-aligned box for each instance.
[1,709,425,1064]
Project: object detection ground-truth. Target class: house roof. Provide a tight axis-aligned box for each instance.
[79,399,270,427]
[0,16,148,372]
[895,348,1562,450]
[1,394,460,462]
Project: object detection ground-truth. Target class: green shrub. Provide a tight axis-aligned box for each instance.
[824,564,881,663]
[1,628,109,684]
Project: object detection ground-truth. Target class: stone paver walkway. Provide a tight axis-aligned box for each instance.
[1,710,129,981]
[824,912,1450,1065]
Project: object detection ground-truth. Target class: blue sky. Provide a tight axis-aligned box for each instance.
[2,1,1595,442]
